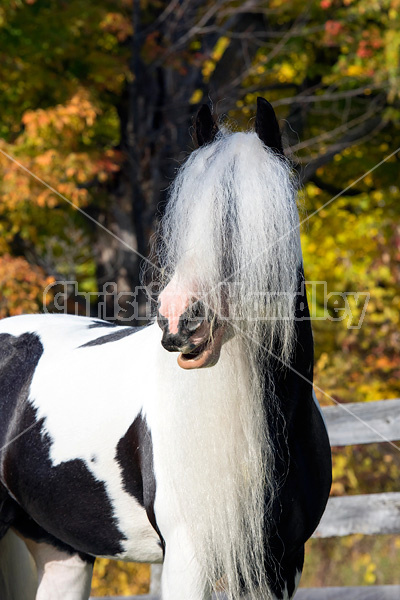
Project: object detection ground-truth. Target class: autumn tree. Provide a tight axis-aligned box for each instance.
[1,0,399,315]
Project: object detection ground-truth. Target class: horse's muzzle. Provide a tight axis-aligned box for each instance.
[157,307,226,370]
[160,331,189,353]
[177,322,226,369]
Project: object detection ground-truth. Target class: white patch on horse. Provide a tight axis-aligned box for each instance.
[272,570,302,600]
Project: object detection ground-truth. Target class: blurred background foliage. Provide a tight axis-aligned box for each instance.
[0,0,399,595]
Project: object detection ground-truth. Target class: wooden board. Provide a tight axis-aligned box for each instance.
[314,492,400,537]
[91,588,400,600]
[321,398,400,447]
[90,597,158,600]
[295,586,400,599]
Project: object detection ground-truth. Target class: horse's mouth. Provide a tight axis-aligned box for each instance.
[177,325,225,370]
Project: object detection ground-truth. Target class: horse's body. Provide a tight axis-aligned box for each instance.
[0,99,331,600]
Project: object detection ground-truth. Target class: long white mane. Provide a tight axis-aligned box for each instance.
[154,131,302,599]
[158,131,301,362]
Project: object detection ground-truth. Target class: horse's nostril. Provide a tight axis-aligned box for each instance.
[161,333,183,352]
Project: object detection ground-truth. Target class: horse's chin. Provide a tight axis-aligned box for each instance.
[177,325,225,370]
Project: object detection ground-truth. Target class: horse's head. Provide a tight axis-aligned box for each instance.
[157,288,226,369]
[157,98,300,370]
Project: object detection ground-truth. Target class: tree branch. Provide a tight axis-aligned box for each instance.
[287,102,386,154]
[309,174,364,197]
[300,116,386,183]
[274,82,389,107]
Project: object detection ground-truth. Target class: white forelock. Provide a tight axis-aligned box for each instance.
[158,130,301,362]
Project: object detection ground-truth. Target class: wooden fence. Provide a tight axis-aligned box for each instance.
[92,397,400,599]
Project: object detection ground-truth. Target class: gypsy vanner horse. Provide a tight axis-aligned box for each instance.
[0,98,331,600]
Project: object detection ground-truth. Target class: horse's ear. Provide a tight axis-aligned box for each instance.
[195,105,219,147]
[255,97,284,156]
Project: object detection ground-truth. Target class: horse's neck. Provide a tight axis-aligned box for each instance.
[265,268,314,426]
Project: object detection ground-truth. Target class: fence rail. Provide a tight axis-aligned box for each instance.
[315,491,400,538]
[92,586,400,600]
[295,586,400,599]
[314,397,400,541]
[92,398,400,599]
[322,397,400,446]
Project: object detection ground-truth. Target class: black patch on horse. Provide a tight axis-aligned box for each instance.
[88,320,118,329]
[116,414,165,552]
[0,332,125,557]
[79,326,141,348]
[0,333,43,444]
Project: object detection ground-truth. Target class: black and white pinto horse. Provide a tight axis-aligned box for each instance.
[0,98,331,600]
